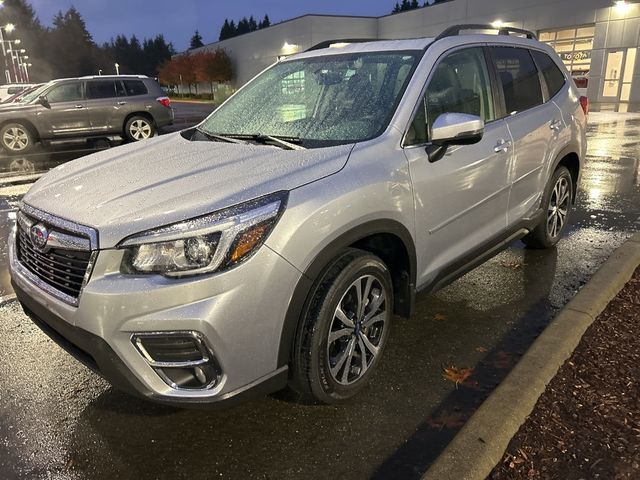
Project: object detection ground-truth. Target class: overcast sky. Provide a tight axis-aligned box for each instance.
[29,0,396,51]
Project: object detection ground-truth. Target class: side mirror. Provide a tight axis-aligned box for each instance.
[431,113,484,145]
[427,113,484,162]
[37,95,50,109]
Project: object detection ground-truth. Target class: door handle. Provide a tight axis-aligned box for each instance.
[550,119,562,131]
[494,139,512,153]
[117,101,127,106]
[75,104,84,109]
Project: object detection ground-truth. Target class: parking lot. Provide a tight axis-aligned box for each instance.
[0,112,638,479]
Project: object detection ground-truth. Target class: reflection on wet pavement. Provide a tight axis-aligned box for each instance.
[0,112,637,480]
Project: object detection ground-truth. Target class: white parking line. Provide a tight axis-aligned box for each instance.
[0,293,16,306]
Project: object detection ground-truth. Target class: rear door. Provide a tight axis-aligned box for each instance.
[85,79,128,134]
[403,46,512,286]
[489,46,560,226]
[38,81,89,137]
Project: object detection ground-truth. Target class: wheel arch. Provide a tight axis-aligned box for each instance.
[277,219,416,368]
[550,143,581,202]
[123,111,156,130]
[0,118,40,141]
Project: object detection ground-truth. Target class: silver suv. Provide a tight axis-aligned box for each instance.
[0,75,173,153]
[9,26,586,407]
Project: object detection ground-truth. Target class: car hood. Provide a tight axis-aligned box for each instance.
[23,132,354,248]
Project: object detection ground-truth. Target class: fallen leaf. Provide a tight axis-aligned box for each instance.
[476,346,488,353]
[501,260,526,270]
[425,411,466,430]
[442,365,473,387]
[433,313,447,321]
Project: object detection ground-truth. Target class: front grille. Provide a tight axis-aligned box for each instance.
[16,223,92,300]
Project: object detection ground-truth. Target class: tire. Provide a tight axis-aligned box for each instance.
[522,166,574,249]
[290,248,393,404]
[0,122,34,154]
[124,115,155,142]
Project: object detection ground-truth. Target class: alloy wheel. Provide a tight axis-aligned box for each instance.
[326,274,388,386]
[3,127,29,151]
[547,176,570,238]
[129,119,152,140]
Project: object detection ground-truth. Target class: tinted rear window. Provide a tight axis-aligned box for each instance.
[531,50,566,98]
[492,47,543,115]
[124,80,148,96]
[86,80,118,99]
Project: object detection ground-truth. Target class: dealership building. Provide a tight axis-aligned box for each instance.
[188,0,640,111]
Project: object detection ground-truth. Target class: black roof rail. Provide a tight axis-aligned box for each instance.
[305,38,377,52]
[435,24,537,41]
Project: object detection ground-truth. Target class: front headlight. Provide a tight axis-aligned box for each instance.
[119,192,287,277]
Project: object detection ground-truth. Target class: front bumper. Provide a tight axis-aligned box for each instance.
[9,228,301,406]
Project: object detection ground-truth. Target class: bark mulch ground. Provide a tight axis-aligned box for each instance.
[489,266,640,480]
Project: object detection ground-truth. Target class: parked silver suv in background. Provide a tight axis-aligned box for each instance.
[9,25,586,407]
[0,75,173,153]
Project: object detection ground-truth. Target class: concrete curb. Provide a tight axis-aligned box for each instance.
[422,232,640,480]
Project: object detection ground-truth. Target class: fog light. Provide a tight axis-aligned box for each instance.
[132,331,222,390]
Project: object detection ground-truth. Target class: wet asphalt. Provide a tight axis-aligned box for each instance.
[0,112,638,480]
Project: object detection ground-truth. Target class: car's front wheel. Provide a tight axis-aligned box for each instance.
[0,122,34,154]
[124,115,155,142]
[523,165,574,249]
[291,249,393,404]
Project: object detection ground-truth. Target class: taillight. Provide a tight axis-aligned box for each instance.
[157,96,171,108]
[579,96,589,116]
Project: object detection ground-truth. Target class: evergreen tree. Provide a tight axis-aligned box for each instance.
[392,2,401,13]
[237,17,250,35]
[50,7,97,77]
[410,0,419,8]
[190,29,204,49]
[248,16,258,32]
[219,19,231,41]
[259,14,271,29]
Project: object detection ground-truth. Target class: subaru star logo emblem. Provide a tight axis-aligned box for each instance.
[30,223,49,250]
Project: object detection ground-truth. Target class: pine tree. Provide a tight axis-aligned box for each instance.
[410,0,419,8]
[392,2,401,13]
[248,16,258,32]
[190,29,204,49]
[259,14,271,29]
[219,19,231,41]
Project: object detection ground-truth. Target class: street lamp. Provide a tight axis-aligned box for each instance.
[115,62,120,75]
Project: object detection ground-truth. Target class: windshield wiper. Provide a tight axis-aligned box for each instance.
[225,133,306,150]
[195,127,247,144]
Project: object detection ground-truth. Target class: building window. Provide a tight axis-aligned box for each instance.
[539,26,594,90]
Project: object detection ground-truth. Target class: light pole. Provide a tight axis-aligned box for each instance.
[0,23,16,83]
[115,62,120,75]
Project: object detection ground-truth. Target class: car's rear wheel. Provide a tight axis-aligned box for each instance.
[523,166,574,249]
[124,115,155,142]
[0,122,34,154]
[290,249,393,404]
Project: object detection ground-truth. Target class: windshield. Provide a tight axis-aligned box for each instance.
[19,83,53,104]
[200,51,420,148]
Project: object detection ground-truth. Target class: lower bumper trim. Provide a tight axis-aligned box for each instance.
[11,279,288,409]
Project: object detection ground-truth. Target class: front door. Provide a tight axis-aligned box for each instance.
[403,46,512,287]
[38,81,89,137]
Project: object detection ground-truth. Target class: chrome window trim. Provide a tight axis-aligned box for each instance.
[401,42,492,149]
